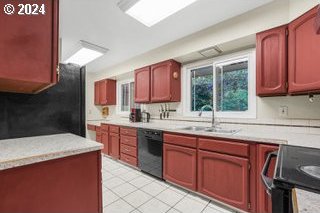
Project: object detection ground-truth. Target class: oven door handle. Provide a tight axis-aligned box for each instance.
[144,136,162,142]
[261,151,278,195]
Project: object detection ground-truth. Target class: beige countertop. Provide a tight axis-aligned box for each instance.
[87,119,320,149]
[0,133,103,171]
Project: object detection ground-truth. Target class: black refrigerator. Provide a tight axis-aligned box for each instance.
[0,64,86,140]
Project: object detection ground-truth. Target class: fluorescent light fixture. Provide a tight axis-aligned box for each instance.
[64,41,108,67]
[118,0,198,27]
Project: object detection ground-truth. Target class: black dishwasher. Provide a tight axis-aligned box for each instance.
[138,128,163,179]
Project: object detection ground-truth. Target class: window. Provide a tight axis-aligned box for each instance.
[215,59,248,112]
[190,66,213,112]
[183,50,256,118]
[117,79,135,115]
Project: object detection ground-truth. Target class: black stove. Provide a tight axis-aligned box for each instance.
[261,145,320,213]
[274,145,320,193]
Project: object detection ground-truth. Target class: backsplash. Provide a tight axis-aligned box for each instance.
[141,100,320,129]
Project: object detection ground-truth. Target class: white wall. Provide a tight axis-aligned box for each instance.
[86,0,320,124]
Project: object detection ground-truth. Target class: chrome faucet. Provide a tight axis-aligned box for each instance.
[198,105,218,128]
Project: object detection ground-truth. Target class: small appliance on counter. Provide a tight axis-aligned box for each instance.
[129,108,141,122]
[141,110,150,123]
[140,105,150,123]
[261,145,320,213]
[138,128,163,179]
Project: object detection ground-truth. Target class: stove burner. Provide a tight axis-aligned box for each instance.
[300,166,320,180]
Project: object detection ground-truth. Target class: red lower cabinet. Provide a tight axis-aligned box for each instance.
[96,127,101,143]
[163,143,197,191]
[101,132,109,155]
[0,152,102,213]
[198,150,250,211]
[257,144,279,213]
[109,133,120,159]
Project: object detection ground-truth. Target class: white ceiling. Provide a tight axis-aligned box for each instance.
[60,0,273,72]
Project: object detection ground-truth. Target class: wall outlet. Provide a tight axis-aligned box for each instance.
[279,106,288,118]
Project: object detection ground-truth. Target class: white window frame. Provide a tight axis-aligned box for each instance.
[116,78,134,116]
[182,49,257,119]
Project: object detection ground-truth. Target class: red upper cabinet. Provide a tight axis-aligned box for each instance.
[151,60,181,103]
[256,25,288,96]
[94,79,116,105]
[134,59,181,103]
[0,0,59,94]
[288,6,320,94]
[163,143,197,191]
[94,82,100,105]
[257,144,278,213]
[134,66,150,103]
[198,150,250,212]
[315,5,320,34]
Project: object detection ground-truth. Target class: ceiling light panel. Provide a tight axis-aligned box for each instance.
[121,0,198,27]
[64,41,108,67]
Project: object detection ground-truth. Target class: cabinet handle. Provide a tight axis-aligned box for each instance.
[261,151,278,195]
[56,65,60,81]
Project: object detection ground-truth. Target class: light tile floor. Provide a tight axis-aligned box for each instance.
[102,156,237,213]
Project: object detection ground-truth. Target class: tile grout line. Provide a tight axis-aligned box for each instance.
[164,191,188,213]
[103,156,233,213]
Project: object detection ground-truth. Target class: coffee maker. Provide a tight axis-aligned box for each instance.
[129,108,141,122]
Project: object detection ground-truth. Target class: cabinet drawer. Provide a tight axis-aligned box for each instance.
[198,138,249,158]
[164,133,197,148]
[87,124,96,131]
[101,124,109,132]
[96,126,101,133]
[120,135,137,147]
[120,153,137,167]
[109,125,119,134]
[120,127,137,137]
[120,144,137,157]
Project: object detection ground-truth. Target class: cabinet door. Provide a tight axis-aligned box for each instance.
[101,132,109,155]
[97,79,116,106]
[106,80,116,105]
[257,145,278,213]
[288,6,320,94]
[99,80,107,105]
[316,6,320,34]
[150,61,172,102]
[0,0,59,94]
[256,25,288,96]
[109,133,120,159]
[94,82,100,105]
[134,67,150,103]
[163,144,197,191]
[198,150,249,211]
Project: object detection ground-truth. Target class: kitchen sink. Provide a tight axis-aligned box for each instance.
[179,126,207,131]
[204,128,240,134]
[177,126,240,134]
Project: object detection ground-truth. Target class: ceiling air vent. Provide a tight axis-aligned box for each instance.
[198,46,223,58]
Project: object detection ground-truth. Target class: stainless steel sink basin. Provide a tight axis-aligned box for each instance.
[204,128,240,134]
[179,126,207,131]
[177,126,240,134]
